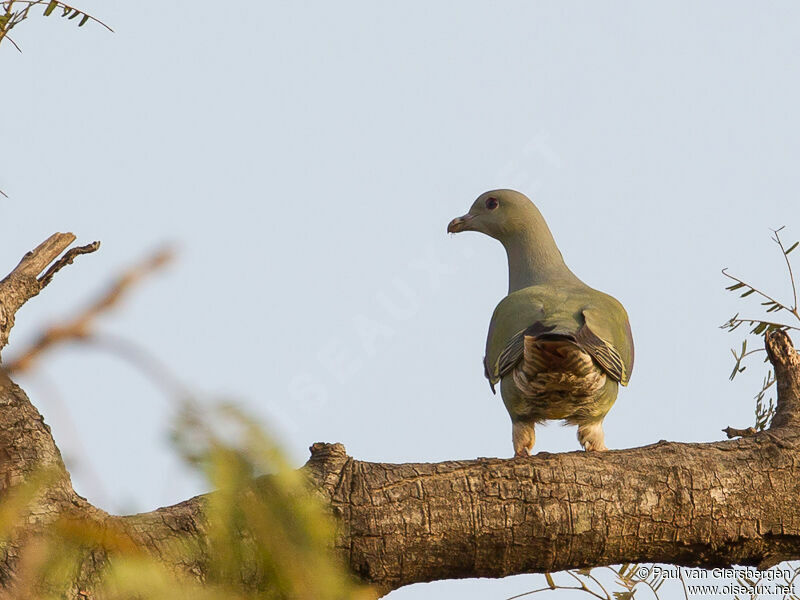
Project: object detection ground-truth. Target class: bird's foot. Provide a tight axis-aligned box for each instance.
[577,421,608,452]
[583,440,609,452]
[512,421,536,457]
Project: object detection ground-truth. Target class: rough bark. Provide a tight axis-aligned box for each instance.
[1,234,800,597]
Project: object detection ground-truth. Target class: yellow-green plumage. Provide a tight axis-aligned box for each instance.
[448,189,634,456]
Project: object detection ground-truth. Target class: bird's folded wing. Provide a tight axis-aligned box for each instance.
[486,322,558,392]
[574,320,629,385]
[488,318,629,389]
[578,307,633,386]
[485,329,523,393]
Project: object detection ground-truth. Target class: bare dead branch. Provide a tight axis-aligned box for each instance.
[38,241,100,289]
[5,232,76,280]
[0,233,96,353]
[4,246,173,375]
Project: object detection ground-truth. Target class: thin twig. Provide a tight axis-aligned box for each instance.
[1,0,112,51]
[505,585,565,600]
[678,570,690,600]
[4,0,111,30]
[38,241,99,289]
[565,570,607,600]
[725,317,798,332]
[721,269,790,312]
[3,31,20,51]
[505,584,601,600]
[772,227,799,314]
[584,571,613,600]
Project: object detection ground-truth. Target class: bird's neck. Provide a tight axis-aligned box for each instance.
[502,228,579,293]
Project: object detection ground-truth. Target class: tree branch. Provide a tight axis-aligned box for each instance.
[0,233,99,354]
[1,236,800,597]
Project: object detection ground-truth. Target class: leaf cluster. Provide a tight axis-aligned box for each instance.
[722,227,800,431]
[1,0,110,51]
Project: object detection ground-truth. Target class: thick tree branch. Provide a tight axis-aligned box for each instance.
[1,235,800,597]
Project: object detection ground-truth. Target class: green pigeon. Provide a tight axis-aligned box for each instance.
[447,189,634,456]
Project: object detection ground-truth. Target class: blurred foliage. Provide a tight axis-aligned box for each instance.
[721,226,800,431]
[0,1,111,52]
[0,403,373,600]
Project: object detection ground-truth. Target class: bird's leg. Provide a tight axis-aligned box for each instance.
[512,420,536,457]
[577,420,608,452]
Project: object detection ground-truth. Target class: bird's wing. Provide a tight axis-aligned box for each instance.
[486,305,633,390]
[495,329,526,380]
[487,322,560,392]
[574,322,627,384]
[502,322,559,374]
[578,307,634,386]
[484,292,549,393]
[494,317,628,388]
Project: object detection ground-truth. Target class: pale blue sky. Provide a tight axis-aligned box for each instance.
[2,2,799,598]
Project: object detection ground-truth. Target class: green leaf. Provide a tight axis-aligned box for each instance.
[68,10,80,20]
[79,14,89,26]
[786,241,799,255]
[726,282,746,291]
[43,1,59,17]
[740,288,756,297]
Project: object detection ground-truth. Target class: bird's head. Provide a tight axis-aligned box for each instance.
[447,189,539,242]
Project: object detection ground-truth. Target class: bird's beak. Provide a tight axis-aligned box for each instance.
[447,213,475,234]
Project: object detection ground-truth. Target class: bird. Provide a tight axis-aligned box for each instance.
[447,189,634,456]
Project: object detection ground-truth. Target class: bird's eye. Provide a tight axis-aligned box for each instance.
[485,197,499,210]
